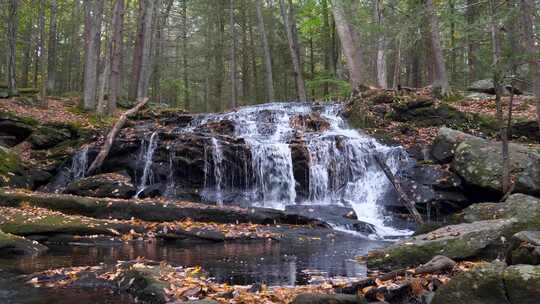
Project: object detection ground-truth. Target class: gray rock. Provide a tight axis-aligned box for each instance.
[503,264,540,304]
[65,173,136,199]
[430,127,477,163]
[0,229,47,256]
[506,231,540,265]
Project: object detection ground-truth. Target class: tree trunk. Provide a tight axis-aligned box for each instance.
[38,0,47,104]
[230,0,238,108]
[182,0,190,110]
[256,0,275,102]
[330,0,364,90]
[520,0,540,134]
[7,0,18,96]
[279,0,307,101]
[136,0,156,100]
[46,0,58,93]
[425,0,450,95]
[130,0,145,100]
[109,0,125,114]
[466,0,477,83]
[83,0,103,110]
[374,0,387,89]
[21,1,34,89]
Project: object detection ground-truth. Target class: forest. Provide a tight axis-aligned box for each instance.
[1,0,540,304]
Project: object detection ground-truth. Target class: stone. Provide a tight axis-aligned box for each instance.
[431,262,508,304]
[506,231,540,265]
[430,127,477,163]
[503,264,540,304]
[66,173,136,199]
[291,293,366,304]
[467,79,522,95]
[0,112,34,147]
[289,112,331,132]
[416,255,457,274]
[29,125,72,150]
[285,205,375,234]
[367,219,516,270]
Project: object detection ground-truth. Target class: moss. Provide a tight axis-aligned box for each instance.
[0,146,21,179]
[0,229,47,255]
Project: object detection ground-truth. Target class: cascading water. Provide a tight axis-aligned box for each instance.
[70,147,88,181]
[135,132,159,198]
[180,102,411,237]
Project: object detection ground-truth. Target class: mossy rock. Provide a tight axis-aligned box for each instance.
[503,265,540,304]
[29,125,73,150]
[0,229,47,255]
[367,219,516,270]
[117,263,170,304]
[432,262,508,304]
[291,293,366,304]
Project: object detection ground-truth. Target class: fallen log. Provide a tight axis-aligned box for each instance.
[86,97,149,176]
[0,189,326,226]
[374,154,424,224]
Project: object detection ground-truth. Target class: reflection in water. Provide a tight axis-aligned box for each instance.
[1,236,383,286]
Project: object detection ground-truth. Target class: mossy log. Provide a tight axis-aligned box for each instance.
[0,189,325,226]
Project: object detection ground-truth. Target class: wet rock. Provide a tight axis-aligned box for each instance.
[363,282,411,303]
[289,113,331,132]
[453,133,540,195]
[0,112,34,147]
[367,219,515,270]
[0,229,47,256]
[291,293,367,304]
[65,173,136,199]
[117,263,169,304]
[506,231,540,265]
[503,264,540,304]
[416,255,456,274]
[290,137,311,200]
[199,119,236,136]
[285,205,375,234]
[431,261,508,304]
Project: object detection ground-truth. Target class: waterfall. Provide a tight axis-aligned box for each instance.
[178,103,410,237]
[70,147,88,181]
[135,132,159,198]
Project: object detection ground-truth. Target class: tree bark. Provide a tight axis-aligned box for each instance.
[87,98,149,176]
[330,0,364,90]
[374,0,387,89]
[130,0,145,100]
[520,0,540,134]
[182,0,190,110]
[466,0,478,83]
[83,0,104,110]
[136,0,156,100]
[279,0,307,101]
[230,0,238,108]
[46,0,58,93]
[7,0,18,96]
[38,0,47,104]
[425,0,450,95]
[256,0,275,102]
[109,0,125,114]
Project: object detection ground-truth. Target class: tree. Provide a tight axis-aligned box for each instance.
[520,0,540,133]
[47,0,58,93]
[38,0,46,104]
[279,0,307,101]
[136,0,156,100]
[374,0,387,89]
[256,0,275,102]
[83,0,104,110]
[425,0,450,95]
[230,0,238,108]
[330,0,364,90]
[108,0,125,114]
[7,0,18,96]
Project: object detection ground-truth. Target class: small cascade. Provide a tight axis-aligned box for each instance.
[70,147,89,181]
[250,143,296,208]
[164,148,176,197]
[210,137,224,206]
[135,132,159,198]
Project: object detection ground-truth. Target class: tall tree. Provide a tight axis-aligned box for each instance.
[7,0,18,96]
[330,0,364,90]
[182,0,190,110]
[38,0,47,103]
[520,0,540,132]
[47,0,58,92]
[425,0,450,95]
[374,0,387,88]
[83,0,104,110]
[230,0,238,108]
[108,0,125,114]
[279,0,307,101]
[136,0,156,100]
[256,0,275,101]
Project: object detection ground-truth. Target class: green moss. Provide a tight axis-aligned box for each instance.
[0,146,21,178]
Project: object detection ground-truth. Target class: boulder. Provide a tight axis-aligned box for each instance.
[367,219,516,270]
[65,173,136,199]
[29,125,72,150]
[289,113,331,132]
[285,205,375,234]
[503,264,540,304]
[439,128,540,195]
[430,127,477,163]
[467,79,522,95]
[431,262,509,304]
[0,112,34,147]
[506,231,540,265]
[291,293,366,304]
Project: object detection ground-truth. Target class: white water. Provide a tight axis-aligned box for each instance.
[135,132,159,198]
[182,102,412,238]
[70,147,88,181]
